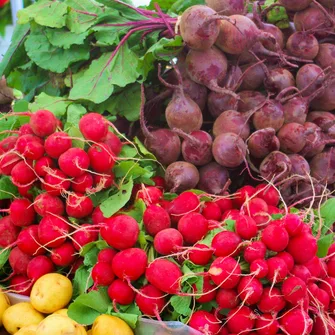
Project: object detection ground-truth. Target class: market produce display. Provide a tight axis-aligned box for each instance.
[1,0,335,334]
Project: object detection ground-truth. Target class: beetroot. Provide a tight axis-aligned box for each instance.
[310,149,335,184]
[197,162,230,194]
[213,110,250,140]
[247,128,280,159]
[165,161,199,193]
[289,154,310,176]
[296,64,325,98]
[316,43,335,70]
[263,68,295,94]
[286,32,319,60]
[240,62,265,91]
[253,100,284,131]
[260,151,292,181]
[212,132,246,168]
[238,91,266,113]
[279,0,312,11]
[180,5,220,51]
[277,122,309,154]
[205,0,244,15]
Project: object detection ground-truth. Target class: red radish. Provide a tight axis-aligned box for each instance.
[154,228,183,255]
[0,216,20,248]
[101,215,139,250]
[193,276,217,303]
[0,136,18,152]
[50,241,76,267]
[151,176,165,189]
[79,113,108,142]
[314,288,330,310]
[27,256,55,281]
[222,209,240,221]
[88,143,115,173]
[189,311,221,335]
[94,173,114,190]
[112,248,147,281]
[92,206,105,226]
[103,131,122,156]
[17,226,45,256]
[168,192,200,223]
[280,308,313,335]
[66,193,93,219]
[327,257,335,277]
[282,276,307,305]
[319,277,335,300]
[11,160,36,187]
[189,244,213,265]
[261,223,289,252]
[72,224,98,251]
[92,262,115,286]
[255,184,280,207]
[44,132,72,158]
[233,185,256,208]
[237,276,263,305]
[135,284,166,317]
[266,257,288,283]
[226,306,255,334]
[180,5,220,51]
[250,259,268,279]
[243,197,269,227]
[255,314,279,335]
[43,168,71,196]
[34,193,64,217]
[202,202,221,221]
[9,247,32,275]
[108,279,134,305]
[58,148,90,178]
[10,275,32,296]
[212,231,242,257]
[38,214,70,248]
[257,287,286,313]
[29,110,57,137]
[16,135,45,160]
[71,173,94,193]
[287,233,317,264]
[243,241,267,263]
[235,215,258,240]
[143,204,171,236]
[178,212,208,245]
[146,259,182,294]
[216,288,239,309]
[97,248,117,264]
[0,152,22,176]
[17,185,33,200]
[291,265,311,283]
[304,256,323,277]
[10,198,35,227]
[283,214,303,237]
[276,252,294,272]
[137,186,162,205]
[34,156,55,177]
[209,256,241,289]
[215,198,232,213]
[312,315,335,335]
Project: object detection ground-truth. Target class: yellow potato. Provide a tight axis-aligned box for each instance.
[0,291,10,326]
[86,330,92,335]
[30,273,73,314]
[2,302,44,335]
[14,325,37,335]
[92,315,134,335]
[53,308,68,317]
[36,315,86,335]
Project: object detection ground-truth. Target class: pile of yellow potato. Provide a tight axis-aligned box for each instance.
[0,273,134,335]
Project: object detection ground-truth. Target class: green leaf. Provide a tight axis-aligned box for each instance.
[68,288,110,325]
[321,198,335,235]
[0,249,10,269]
[134,137,156,160]
[102,83,141,122]
[72,266,93,298]
[138,36,183,79]
[45,28,90,49]
[68,126,85,149]
[170,296,192,317]
[200,228,222,247]
[114,162,152,181]
[168,0,205,14]
[29,93,71,118]
[0,176,18,200]
[25,27,90,73]
[0,23,30,77]
[83,247,99,267]
[100,178,134,218]
[66,103,87,126]
[121,200,146,222]
[17,0,68,28]
[225,219,236,232]
[109,313,139,329]
[317,234,334,258]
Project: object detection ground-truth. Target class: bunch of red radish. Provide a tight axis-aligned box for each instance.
[87,182,334,335]
[0,110,123,294]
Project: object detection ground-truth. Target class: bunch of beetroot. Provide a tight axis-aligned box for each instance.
[0,110,123,294]
[84,179,334,335]
[138,0,335,207]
